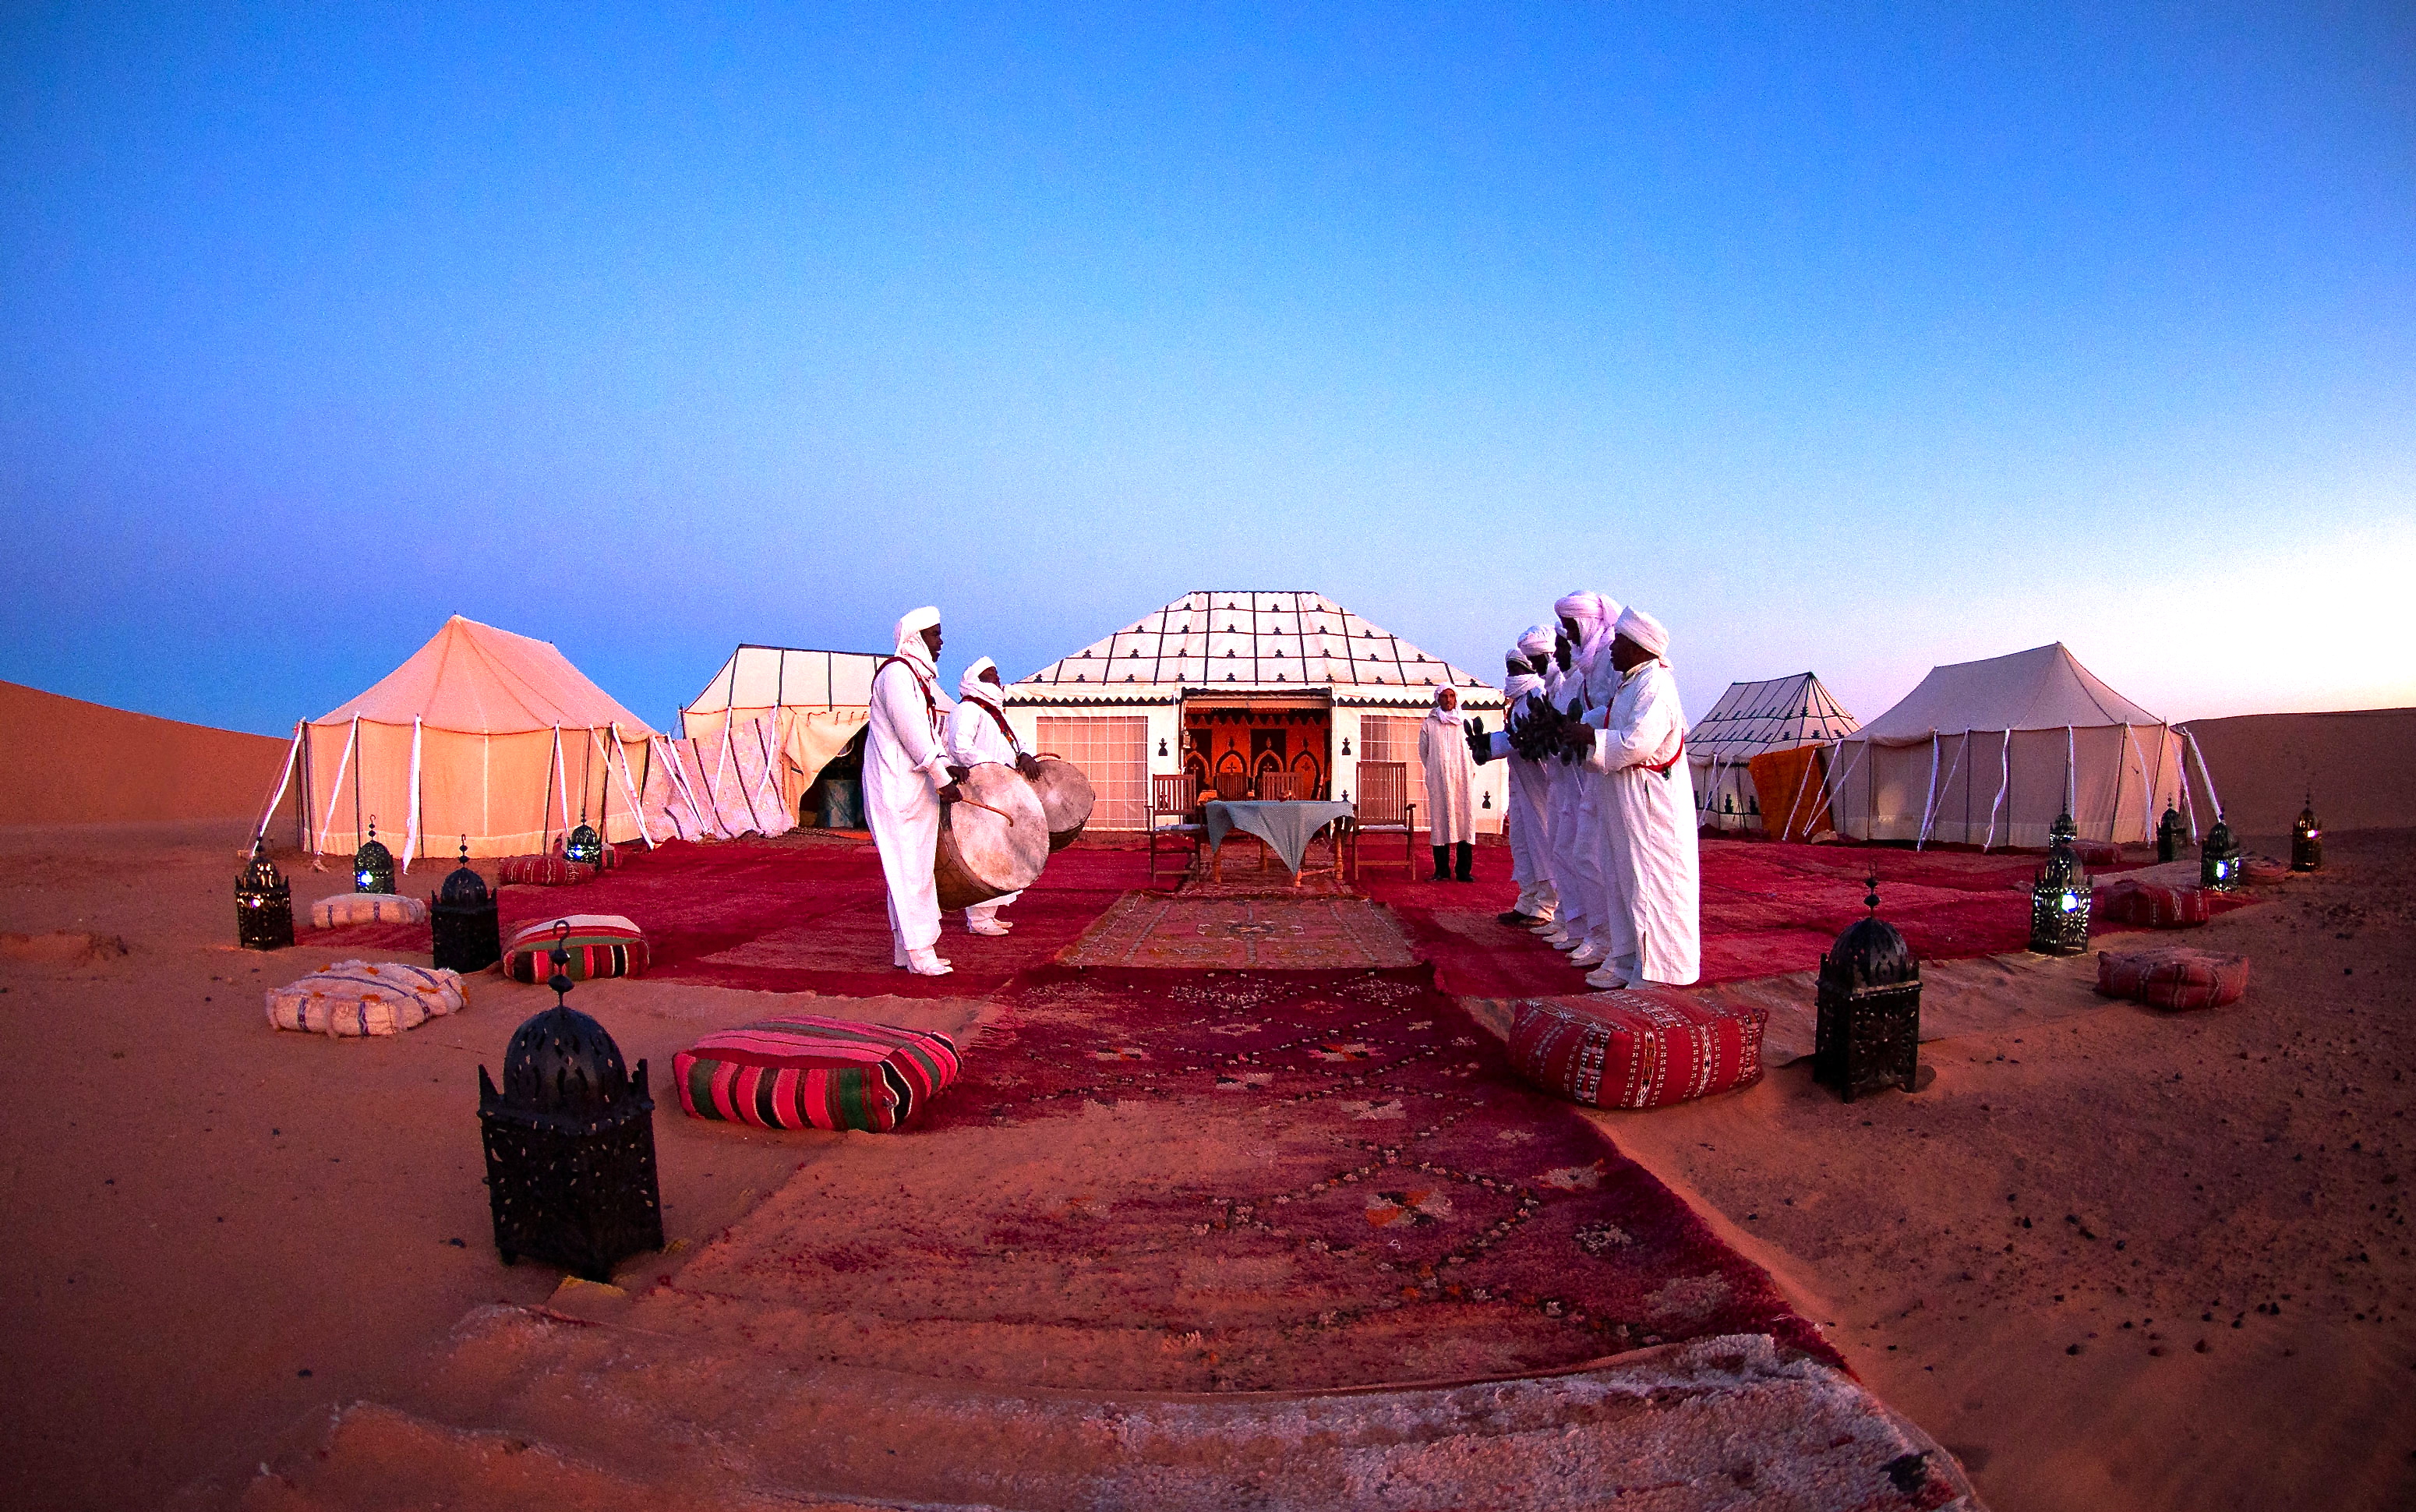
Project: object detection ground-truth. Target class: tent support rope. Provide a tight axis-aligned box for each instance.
[1915,732,1940,851]
[252,722,305,851]
[1983,728,2011,852]
[2182,727,2225,820]
[401,715,423,872]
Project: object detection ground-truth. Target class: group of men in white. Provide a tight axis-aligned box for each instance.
[1425,592,1701,990]
[864,595,1699,988]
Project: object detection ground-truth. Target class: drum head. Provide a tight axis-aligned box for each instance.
[1030,758,1096,850]
[934,763,1051,910]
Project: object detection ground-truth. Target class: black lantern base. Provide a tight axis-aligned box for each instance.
[238,896,295,951]
[2028,892,2093,956]
[433,900,503,973]
[1814,977,1921,1103]
[478,1065,664,1281]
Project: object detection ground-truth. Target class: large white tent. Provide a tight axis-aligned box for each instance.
[1004,591,1507,831]
[1825,642,2194,848]
[641,645,882,841]
[253,616,655,866]
[1687,673,1860,832]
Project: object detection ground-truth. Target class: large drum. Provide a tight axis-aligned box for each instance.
[1026,757,1096,851]
[934,763,1050,910]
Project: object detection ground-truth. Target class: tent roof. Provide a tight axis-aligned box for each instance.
[1012,590,1497,704]
[1856,642,2163,741]
[1689,673,1860,761]
[684,645,885,716]
[315,616,655,736]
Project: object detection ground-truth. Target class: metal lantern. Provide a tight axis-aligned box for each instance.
[235,840,295,952]
[2028,816,2093,956]
[430,839,502,974]
[2291,795,2323,873]
[2200,814,2243,891]
[2156,804,2188,864]
[563,822,603,869]
[478,924,663,1281]
[353,818,396,894]
[1814,877,1922,1103]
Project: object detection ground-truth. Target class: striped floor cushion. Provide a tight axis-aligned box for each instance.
[1508,990,1767,1110]
[2096,948,2250,1011]
[308,892,429,929]
[674,1016,963,1132]
[267,960,467,1037]
[503,914,648,982]
[496,855,597,887]
[2097,878,2211,928]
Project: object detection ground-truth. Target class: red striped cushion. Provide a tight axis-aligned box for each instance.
[673,1016,963,1132]
[497,855,597,887]
[1508,990,1766,1110]
[504,914,647,981]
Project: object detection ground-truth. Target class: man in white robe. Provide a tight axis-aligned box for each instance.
[1581,606,1701,987]
[1418,685,1477,881]
[1481,632,1557,926]
[867,606,966,975]
[1545,591,1620,969]
[947,656,1044,935]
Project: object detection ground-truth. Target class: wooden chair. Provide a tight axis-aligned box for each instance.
[1349,761,1417,881]
[1146,772,1203,889]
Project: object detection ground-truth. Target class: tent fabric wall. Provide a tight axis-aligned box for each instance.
[1748,744,1836,843]
[270,617,657,865]
[1687,673,1860,833]
[1825,644,2187,849]
[678,645,882,831]
[643,718,790,841]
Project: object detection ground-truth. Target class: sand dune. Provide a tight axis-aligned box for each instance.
[0,680,291,827]
[2184,708,2415,835]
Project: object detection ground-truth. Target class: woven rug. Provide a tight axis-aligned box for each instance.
[1056,894,1415,969]
[660,963,1832,1394]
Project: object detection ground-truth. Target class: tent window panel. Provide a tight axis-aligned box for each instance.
[1358,716,1422,766]
[1036,716,1150,829]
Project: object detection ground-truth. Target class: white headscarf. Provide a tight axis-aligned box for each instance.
[957,655,1002,706]
[1516,624,1554,659]
[1426,684,1464,727]
[892,606,941,674]
[1553,590,1621,676]
[1612,605,1669,659]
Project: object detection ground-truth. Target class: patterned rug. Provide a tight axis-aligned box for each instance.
[1057,893,1415,969]
[661,964,1833,1394]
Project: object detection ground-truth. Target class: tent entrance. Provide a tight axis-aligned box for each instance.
[1180,692,1333,799]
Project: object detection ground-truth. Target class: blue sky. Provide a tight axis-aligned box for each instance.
[4,3,2411,737]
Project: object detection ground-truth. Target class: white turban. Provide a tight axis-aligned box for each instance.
[1505,669,1542,701]
[1554,590,1622,673]
[1613,605,1669,659]
[892,606,941,671]
[958,655,1002,705]
[1516,624,1554,657]
[1427,684,1464,726]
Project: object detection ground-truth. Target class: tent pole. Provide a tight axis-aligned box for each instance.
[351,714,365,854]
[252,722,304,853]
[2124,726,2153,844]
[296,723,313,850]
[608,724,655,848]
[2065,725,2076,823]
[539,727,558,855]
[1922,733,1967,850]
[1916,732,1940,850]
[553,726,574,846]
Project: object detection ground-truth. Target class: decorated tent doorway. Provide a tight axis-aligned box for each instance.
[1182,693,1332,800]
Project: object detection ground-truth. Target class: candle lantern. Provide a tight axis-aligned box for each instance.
[353,818,396,894]
[2156,804,2188,864]
[235,840,295,951]
[1814,877,1922,1103]
[477,924,663,1281]
[563,822,603,869]
[2028,814,2092,956]
[2291,795,2323,873]
[2200,814,2242,892]
[430,839,502,973]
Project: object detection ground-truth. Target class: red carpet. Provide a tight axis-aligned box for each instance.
[665,963,1837,1391]
[306,838,1149,997]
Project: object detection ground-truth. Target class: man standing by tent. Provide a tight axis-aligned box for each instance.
[1418,685,1477,881]
[1579,606,1700,988]
[948,656,1044,936]
[868,607,966,976]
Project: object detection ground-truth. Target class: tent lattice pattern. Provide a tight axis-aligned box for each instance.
[1015,592,1488,693]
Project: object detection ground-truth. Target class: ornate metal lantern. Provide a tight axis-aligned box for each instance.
[2200,814,2243,891]
[2029,815,2093,956]
[2156,804,2188,864]
[353,818,396,894]
[478,924,663,1281]
[1814,878,1921,1103]
[563,822,603,869]
[235,840,295,951]
[430,839,502,973]
[2291,795,2323,873]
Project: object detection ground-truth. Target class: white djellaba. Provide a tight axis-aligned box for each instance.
[1583,606,1701,987]
[1418,685,1476,846]
[1549,590,1621,969]
[1492,631,1557,922]
[948,656,1024,936]
[1531,627,1588,949]
[866,607,959,975]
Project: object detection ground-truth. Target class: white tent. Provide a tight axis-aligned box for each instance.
[252,616,656,866]
[1005,591,1508,831]
[1687,673,1860,832]
[1825,642,2197,849]
[641,645,884,841]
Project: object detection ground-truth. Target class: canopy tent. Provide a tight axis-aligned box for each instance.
[1687,673,1860,832]
[639,645,883,840]
[1824,643,2198,849]
[1005,591,1508,831]
[252,616,656,866]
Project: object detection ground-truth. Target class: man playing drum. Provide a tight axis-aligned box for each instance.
[867,606,967,975]
[948,656,1044,936]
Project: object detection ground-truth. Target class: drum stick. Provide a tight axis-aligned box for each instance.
[947,795,1016,826]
